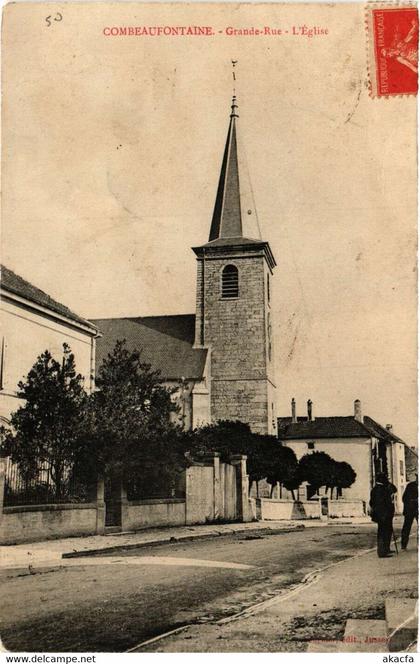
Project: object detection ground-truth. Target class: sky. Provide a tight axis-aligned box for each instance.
[2,2,417,445]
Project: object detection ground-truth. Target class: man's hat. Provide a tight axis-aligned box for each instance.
[376,472,388,484]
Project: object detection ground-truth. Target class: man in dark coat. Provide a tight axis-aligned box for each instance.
[401,474,418,550]
[370,472,397,557]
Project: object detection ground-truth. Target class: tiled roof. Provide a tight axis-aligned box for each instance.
[362,416,405,444]
[1,265,97,331]
[277,415,406,444]
[91,314,208,381]
[277,416,369,440]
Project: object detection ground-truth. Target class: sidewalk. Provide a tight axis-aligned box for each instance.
[0,521,303,570]
[137,540,418,652]
[0,517,371,571]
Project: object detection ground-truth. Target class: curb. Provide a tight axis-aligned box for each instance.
[62,524,305,559]
[127,544,379,652]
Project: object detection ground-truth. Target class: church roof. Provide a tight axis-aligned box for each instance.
[277,415,405,445]
[193,96,276,269]
[1,264,97,331]
[207,96,262,244]
[91,314,207,381]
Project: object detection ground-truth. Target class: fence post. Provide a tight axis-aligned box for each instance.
[185,465,193,525]
[213,453,221,521]
[320,495,329,521]
[96,476,105,534]
[202,453,220,522]
[120,483,129,530]
[230,454,250,522]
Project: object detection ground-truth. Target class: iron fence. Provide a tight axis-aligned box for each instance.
[3,456,95,506]
[126,469,185,501]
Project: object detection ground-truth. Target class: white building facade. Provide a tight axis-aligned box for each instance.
[278,399,413,514]
[1,265,98,425]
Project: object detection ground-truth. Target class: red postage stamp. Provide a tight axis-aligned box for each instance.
[367,4,418,97]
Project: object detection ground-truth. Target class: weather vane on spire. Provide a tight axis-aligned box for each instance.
[230,60,239,118]
[231,59,238,95]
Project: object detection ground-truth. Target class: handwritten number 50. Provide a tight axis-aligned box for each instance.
[45,13,62,27]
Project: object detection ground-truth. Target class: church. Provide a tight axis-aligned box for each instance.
[93,95,277,436]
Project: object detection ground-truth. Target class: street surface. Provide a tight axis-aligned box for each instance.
[0,523,403,652]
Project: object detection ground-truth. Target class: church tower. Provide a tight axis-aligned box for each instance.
[192,96,277,435]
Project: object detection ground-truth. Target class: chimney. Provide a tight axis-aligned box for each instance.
[307,399,313,421]
[354,399,363,423]
[386,424,393,433]
[291,398,297,424]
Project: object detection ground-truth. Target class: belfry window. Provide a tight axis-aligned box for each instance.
[221,264,239,299]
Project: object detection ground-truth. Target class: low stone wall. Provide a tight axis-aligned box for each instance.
[185,464,215,525]
[248,497,257,521]
[123,498,186,530]
[328,499,366,518]
[0,503,98,544]
[0,455,251,542]
[257,498,322,521]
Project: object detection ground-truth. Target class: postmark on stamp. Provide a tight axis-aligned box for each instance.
[366,4,418,97]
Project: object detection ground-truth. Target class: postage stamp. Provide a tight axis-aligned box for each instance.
[366,4,418,97]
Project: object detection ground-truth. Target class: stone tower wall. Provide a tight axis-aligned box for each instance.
[203,255,267,377]
[195,251,276,435]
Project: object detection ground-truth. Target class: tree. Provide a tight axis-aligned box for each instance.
[297,451,335,497]
[266,445,298,498]
[246,435,277,497]
[84,340,186,494]
[333,461,356,499]
[297,452,356,500]
[0,344,90,499]
[282,465,301,501]
[188,423,288,497]
[187,420,254,464]
[188,421,270,495]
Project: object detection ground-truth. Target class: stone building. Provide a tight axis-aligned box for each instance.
[278,398,415,514]
[0,265,98,426]
[93,95,277,435]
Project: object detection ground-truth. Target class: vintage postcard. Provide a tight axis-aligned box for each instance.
[0,1,418,656]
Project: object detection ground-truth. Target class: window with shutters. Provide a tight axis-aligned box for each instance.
[221,264,239,299]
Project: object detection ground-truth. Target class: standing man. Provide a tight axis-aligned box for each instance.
[370,472,397,558]
[401,474,418,551]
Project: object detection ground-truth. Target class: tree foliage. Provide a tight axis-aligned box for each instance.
[188,421,299,496]
[297,451,335,494]
[298,451,356,498]
[187,420,253,462]
[328,461,357,498]
[266,444,298,497]
[0,344,90,498]
[0,339,356,505]
[82,340,187,491]
[188,420,268,493]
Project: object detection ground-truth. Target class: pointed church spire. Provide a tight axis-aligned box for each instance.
[208,94,261,243]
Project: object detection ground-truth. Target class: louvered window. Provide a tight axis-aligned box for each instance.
[221,265,239,299]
